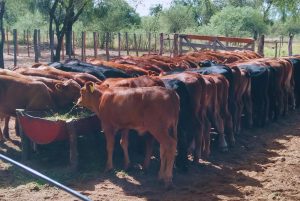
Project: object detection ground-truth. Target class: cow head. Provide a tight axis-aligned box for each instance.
[54,80,81,108]
[76,81,103,112]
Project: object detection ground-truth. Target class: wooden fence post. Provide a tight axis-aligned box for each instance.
[6,28,9,55]
[275,41,278,58]
[257,34,264,57]
[173,33,178,57]
[50,30,54,62]
[159,33,163,55]
[288,34,294,56]
[26,30,30,57]
[105,32,110,61]
[125,32,129,55]
[93,32,98,58]
[118,32,121,57]
[148,33,151,54]
[37,29,41,57]
[81,31,86,61]
[133,33,138,56]
[13,29,17,67]
[33,29,39,63]
[179,35,183,55]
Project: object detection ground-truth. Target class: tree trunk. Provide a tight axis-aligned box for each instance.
[49,17,54,61]
[0,2,5,68]
[54,34,63,62]
[65,24,72,57]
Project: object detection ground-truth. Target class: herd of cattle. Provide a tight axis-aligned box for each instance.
[0,49,299,187]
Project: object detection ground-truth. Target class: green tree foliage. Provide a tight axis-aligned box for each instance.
[159,4,197,33]
[208,6,266,37]
[85,0,141,32]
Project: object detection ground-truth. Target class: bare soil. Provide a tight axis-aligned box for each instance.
[1,50,300,201]
[0,109,300,201]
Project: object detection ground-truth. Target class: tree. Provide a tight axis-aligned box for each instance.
[208,6,266,37]
[159,4,197,33]
[0,0,5,68]
[149,4,162,16]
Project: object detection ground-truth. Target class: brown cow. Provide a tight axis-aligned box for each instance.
[0,69,81,139]
[0,75,55,140]
[14,66,101,86]
[99,76,165,170]
[77,83,180,186]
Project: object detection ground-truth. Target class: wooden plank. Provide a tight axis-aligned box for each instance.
[179,34,254,44]
[173,34,178,56]
[180,42,253,51]
[215,39,227,50]
[159,33,163,55]
[182,36,198,51]
[179,36,183,55]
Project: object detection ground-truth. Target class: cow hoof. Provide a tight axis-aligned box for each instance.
[164,181,174,190]
[104,166,114,173]
[220,146,228,152]
[124,165,134,172]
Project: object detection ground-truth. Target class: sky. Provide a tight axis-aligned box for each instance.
[126,0,173,16]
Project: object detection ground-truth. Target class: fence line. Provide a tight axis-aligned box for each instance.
[3,29,297,66]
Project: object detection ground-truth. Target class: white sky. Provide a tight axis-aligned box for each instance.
[126,0,173,16]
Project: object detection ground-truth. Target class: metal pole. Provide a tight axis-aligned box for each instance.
[0,154,92,201]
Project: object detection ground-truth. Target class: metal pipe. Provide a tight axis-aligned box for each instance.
[0,153,92,201]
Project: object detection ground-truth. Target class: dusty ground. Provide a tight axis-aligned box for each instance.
[0,108,300,201]
[1,49,300,200]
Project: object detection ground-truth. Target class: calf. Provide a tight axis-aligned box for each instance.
[77,83,180,186]
[0,75,55,140]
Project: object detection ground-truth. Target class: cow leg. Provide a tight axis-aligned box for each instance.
[243,92,253,129]
[119,130,130,170]
[175,126,188,172]
[103,126,115,172]
[210,111,227,152]
[223,105,234,146]
[192,119,203,164]
[0,121,3,141]
[202,117,211,158]
[142,134,154,171]
[3,116,10,139]
[15,118,20,137]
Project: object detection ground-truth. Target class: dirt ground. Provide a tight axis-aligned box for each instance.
[0,108,300,201]
[1,50,300,201]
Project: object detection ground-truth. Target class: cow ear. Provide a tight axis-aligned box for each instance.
[86,82,95,93]
[55,83,63,91]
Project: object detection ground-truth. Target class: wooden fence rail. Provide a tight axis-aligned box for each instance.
[2,29,296,66]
